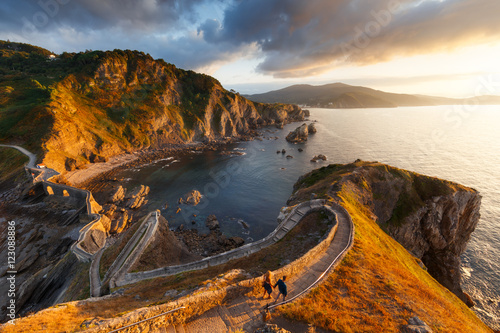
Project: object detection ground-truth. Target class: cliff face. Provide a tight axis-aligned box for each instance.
[291,161,481,305]
[40,52,304,172]
[0,44,304,172]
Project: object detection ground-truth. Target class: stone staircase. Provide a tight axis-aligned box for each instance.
[148,202,354,333]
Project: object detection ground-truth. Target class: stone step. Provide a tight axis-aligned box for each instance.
[217,305,236,330]
[175,324,186,333]
[165,325,176,333]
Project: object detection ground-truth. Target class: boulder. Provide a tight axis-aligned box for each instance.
[206,214,219,230]
[179,190,202,206]
[401,317,433,333]
[307,123,317,134]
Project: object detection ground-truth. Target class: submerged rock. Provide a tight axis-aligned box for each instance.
[310,154,327,162]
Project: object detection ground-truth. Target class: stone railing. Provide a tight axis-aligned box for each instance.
[24,164,106,261]
[115,199,330,287]
[83,200,347,332]
[108,211,160,288]
[268,200,355,310]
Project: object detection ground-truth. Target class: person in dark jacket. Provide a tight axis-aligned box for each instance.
[274,276,287,302]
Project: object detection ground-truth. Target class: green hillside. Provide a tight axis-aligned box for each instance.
[0,41,304,172]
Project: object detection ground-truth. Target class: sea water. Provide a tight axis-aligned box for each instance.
[117,106,500,328]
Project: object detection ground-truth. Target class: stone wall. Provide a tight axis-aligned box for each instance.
[108,212,160,288]
[116,200,330,287]
[82,201,351,332]
[37,180,106,260]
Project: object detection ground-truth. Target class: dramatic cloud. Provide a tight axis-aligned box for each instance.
[0,0,209,34]
[0,0,498,78]
[199,0,500,77]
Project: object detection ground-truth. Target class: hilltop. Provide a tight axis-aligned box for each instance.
[243,82,500,108]
[0,41,305,173]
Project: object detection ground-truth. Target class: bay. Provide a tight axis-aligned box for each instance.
[117,105,500,328]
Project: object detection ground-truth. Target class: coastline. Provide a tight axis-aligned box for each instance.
[65,139,251,190]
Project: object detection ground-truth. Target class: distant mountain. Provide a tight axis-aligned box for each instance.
[243,82,500,108]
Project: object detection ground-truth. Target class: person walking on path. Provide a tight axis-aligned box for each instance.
[274,276,287,303]
[262,271,274,299]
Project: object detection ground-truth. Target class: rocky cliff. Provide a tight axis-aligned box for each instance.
[291,161,481,305]
[0,42,305,173]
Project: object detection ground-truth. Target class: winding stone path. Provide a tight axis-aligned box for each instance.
[105,211,160,289]
[0,144,108,299]
[177,202,354,333]
[98,201,354,333]
[114,200,332,288]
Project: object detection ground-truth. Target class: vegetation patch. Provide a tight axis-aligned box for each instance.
[0,147,28,183]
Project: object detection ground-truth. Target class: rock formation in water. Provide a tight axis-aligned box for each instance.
[307,123,317,134]
[291,161,481,306]
[286,123,309,143]
[310,154,327,162]
[179,190,202,206]
[286,122,317,143]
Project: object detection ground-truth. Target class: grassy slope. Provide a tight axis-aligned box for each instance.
[2,163,491,332]
[278,161,490,332]
[0,148,28,183]
[1,42,294,174]
[1,211,331,332]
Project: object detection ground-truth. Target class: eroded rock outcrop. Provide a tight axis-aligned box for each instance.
[33,50,305,173]
[286,123,317,143]
[179,190,202,206]
[286,123,309,143]
[292,161,481,306]
[125,185,150,209]
[110,185,126,203]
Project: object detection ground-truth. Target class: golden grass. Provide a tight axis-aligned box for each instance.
[1,304,81,333]
[1,161,490,332]
[277,184,492,333]
[1,212,330,332]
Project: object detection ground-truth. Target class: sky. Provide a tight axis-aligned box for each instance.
[1,0,499,97]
